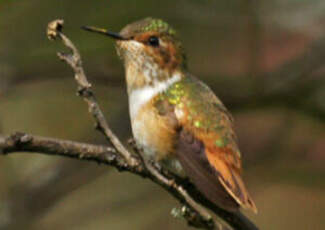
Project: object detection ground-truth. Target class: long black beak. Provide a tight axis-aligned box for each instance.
[81,26,128,40]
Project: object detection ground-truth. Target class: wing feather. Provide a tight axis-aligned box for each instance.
[176,128,239,211]
[165,75,257,212]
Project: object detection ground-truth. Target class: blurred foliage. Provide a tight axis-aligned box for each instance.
[0,0,325,229]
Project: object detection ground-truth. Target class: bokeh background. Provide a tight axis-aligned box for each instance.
[1,0,325,229]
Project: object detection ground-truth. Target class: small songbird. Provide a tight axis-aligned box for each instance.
[82,18,257,213]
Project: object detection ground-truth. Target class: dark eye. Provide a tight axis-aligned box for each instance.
[148,36,159,47]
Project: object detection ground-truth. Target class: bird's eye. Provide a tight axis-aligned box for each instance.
[148,36,159,47]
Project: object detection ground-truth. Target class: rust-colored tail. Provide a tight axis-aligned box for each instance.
[218,168,257,213]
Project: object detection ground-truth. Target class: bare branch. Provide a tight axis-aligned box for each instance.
[0,132,126,168]
[0,132,258,230]
[47,19,137,167]
[0,132,216,228]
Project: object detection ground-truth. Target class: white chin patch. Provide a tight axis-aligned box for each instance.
[119,40,143,53]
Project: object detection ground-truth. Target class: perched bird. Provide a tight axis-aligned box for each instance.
[82,18,257,213]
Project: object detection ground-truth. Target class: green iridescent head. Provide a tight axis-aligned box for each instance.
[83,17,187,70]
[119,18,176,38]
[117,17,186,70]
[83,18,187,89]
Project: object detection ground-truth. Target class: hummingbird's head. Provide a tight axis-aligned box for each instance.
[83,18,186,90]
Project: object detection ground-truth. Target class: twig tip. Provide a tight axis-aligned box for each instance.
[47,19,64,40]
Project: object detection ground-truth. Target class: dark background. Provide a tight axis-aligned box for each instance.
[1,0,325,229]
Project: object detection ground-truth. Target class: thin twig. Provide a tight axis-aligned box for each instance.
[47,19,137,167]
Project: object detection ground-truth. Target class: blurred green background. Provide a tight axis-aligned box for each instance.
[1,0,325,229]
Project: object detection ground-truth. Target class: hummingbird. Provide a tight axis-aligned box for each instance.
[82,18,257,213]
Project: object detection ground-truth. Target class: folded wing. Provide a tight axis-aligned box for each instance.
[171,76,257,212]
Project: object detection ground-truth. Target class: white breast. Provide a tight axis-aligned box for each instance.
[128,72,182,121]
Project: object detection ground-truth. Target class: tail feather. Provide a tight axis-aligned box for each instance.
[219,169,257,213]
[176,128,257,213]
